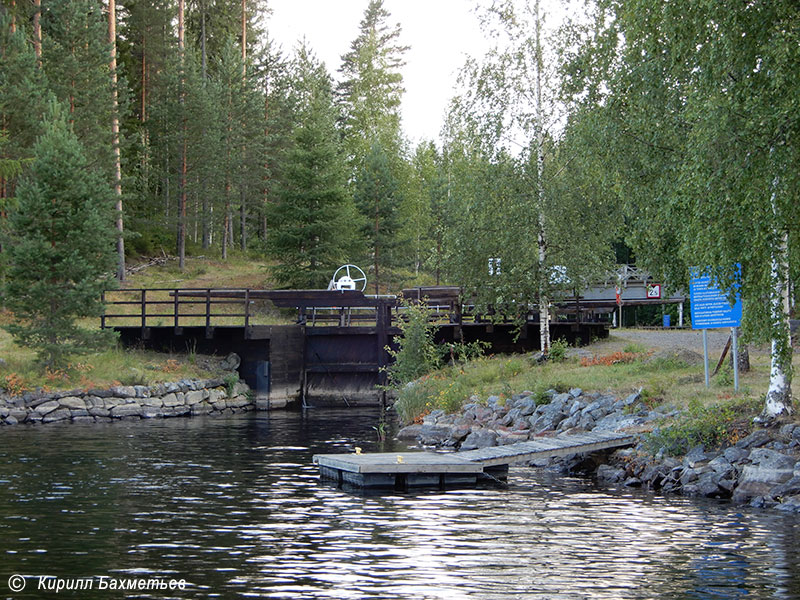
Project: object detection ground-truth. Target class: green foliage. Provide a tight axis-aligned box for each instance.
[0,13,48,198]
[715,366,734,388]
[563,0,800,409]
[266,45,357,289]
[548,338,570,362]
[384,299,440,389]
[439,340,490,365]
[354,141,403,294]
[645,397,762,457]
[393,374,471,425]
[223,372,239,397]
[400,141,448,283]
[2,108,118,369]
[41,0,121,181]
[442,0,618,333]
[622,342,648,355]
[337,0,408,176]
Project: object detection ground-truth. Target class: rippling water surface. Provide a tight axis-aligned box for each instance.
[2,408,800,599]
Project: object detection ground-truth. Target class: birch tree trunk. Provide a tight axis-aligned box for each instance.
[534,0,550,353]
[757,166,793,423]
[760,227,793,421]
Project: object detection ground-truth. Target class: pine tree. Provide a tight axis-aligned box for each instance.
[2,107,117,369]
[337,0,407,175]
[40,0,117,180]
[0,13,49,203]
[266,44,356,289]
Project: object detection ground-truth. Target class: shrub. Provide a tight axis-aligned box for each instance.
[645,396,761,456]
[622,342,648,354]
[439,340,490,364]
[223,372,240,396]
[548,338,569,362]
[384,299,440,389]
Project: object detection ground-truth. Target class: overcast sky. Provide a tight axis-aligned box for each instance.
[265,0,491,147]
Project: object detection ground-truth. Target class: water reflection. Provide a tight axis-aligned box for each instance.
[1,409,799,599]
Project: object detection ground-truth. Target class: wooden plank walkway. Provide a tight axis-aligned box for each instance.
[457,432,634,467]
[313,431,635,490]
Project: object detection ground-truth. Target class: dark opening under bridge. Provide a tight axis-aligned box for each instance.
[314,431,636,490]
[103,287,610,408]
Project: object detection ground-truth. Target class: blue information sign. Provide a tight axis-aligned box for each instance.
[689,268,742,329]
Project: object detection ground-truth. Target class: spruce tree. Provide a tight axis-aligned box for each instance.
[266,45,356,289]
[2,108,117,369]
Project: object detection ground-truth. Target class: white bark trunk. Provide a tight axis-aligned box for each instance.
[758,172,793,423]
[534,0,550,353]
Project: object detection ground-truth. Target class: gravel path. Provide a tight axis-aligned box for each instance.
[587,327,752,356]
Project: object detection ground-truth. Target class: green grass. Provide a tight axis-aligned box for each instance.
[0,253,255,393]
[393,345,785,427]
[0,330,217,394]
[123,254,271,290]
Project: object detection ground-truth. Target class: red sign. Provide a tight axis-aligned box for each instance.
[615,286,621,305]
[646,284,662,299]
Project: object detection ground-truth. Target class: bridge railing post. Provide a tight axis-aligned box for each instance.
[376,300,389,388]
[244,289,251,335]
[205,288,211,335]
[141,289,147,332]
[173,289,179,331]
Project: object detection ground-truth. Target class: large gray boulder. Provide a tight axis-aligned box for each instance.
[732,449,796,503]
[417,425,452,447]
[460,429,498,451]
[597,464,626,484]
[517,397,538,417]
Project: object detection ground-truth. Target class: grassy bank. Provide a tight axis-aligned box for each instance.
[394,336,793,454]
[0,255,267,394]
[0,329,217,394]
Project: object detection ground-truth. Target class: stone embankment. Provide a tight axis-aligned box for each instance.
[398,388,670,449]
[0,378,253,426]
[398,388,800,513]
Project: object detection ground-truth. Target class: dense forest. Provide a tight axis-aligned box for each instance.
[0,0,797,418]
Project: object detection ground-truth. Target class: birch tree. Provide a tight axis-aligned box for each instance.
[564,0,799,420]
[448,0,567,351]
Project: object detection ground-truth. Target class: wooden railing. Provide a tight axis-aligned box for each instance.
[100,287,607,335]
[100,288,400,333]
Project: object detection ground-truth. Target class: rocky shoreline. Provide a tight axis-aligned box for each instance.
[0,377,254,426]
[397,388,800,513]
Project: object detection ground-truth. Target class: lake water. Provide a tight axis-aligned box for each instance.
[2,407,800,599]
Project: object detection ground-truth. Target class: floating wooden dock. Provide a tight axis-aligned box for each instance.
[313,431,635,491]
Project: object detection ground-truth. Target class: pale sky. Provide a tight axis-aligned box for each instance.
[266,0,491,147]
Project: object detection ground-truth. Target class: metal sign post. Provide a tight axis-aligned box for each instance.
[703,329,710,387]
[689,266,743,390]
[731,326,739,392]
